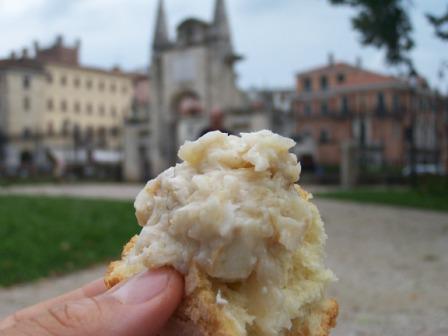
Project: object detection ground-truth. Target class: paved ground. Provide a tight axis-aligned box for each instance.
[0,183,339,201]
[1,184,448,335]
[0,183,142,200]
[0,266,106,319]
[321,200,448,336]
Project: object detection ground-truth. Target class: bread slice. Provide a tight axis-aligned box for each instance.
[104,186,338,336]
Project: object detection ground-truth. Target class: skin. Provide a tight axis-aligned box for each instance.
[210,108,224,130]
[0,268,184,336]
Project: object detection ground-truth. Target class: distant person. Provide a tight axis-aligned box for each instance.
[198,107,232,137]
[46,149,65,181]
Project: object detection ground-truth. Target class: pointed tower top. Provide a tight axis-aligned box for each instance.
[153,0,170,51]
[211,0,232,45]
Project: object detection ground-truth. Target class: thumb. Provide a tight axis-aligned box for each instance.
[6,268,184,336]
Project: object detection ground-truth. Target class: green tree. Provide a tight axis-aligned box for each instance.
[427,5,448,81]
[329,0,448,75]
[427,6,448,40]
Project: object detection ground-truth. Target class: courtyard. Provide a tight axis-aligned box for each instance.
[0,184,447,335]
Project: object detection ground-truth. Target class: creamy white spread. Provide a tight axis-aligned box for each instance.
[124,130,335,335]
[216,289,229,305]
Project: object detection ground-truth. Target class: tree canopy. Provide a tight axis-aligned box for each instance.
[427,6,448,41]
[329,0,447,76]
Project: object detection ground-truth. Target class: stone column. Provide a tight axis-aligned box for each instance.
[123,123,141,182]
[341,140,359,188]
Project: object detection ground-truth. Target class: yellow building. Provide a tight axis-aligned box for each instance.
[0,36,136,176]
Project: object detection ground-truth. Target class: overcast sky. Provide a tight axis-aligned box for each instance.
[0,0,447,91]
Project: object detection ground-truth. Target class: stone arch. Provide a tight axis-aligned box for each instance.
[165,90,206,165]
[170,90,203,116]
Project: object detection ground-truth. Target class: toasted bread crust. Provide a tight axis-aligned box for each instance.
[104,235,138,289]
[105,186,338,335]
[104,239,338,336]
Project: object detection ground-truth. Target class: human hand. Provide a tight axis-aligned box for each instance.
[0,268,183,336]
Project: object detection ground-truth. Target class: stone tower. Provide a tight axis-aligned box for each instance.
[149,0,246,175]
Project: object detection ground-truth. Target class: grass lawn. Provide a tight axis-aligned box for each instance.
[317,188,448,212]
[0,195,137,286]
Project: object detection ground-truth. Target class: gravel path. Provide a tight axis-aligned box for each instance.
[1,185,447,335]
[0,266,106,319]
[0,183,339,201]
[0,183,142,200]
[320,200,448,336]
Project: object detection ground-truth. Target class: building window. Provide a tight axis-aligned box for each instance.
[98,127,107,144]
[99,105,105,116]
[303,77,312,92]
[86,126,94,139]
[303,130,312,139]
[111,127,119,137]
[60,75,67,86]
[418,97,424,110]
[320,101,328,115]
[122,85,128,94]
[23,97,30,111]
[341,96,349,115]
[430,98,436,112]
[111,106,117,117]
[336,73,346,84]
[73,124,81,141]
[376,92,386,115]
[61,100,68,112]
[47,122,54,135]
[86,103,93,115]
[86,79,93,89]
[99,81,105,91]
[73,77,80,88]
[304,103,312,116]
[47,99,54,111]
[23,75,31,89]
[62,119,70,136]
[393,94,400,112]
[358,94,367,111]
[319,129,330,144]
[320,76,328,90]
[74,101,81,114]
[110,82,117,93]
[22,128,32,139]
[419,97,429,111]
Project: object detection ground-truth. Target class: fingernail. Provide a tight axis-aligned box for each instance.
[110,270,169,304]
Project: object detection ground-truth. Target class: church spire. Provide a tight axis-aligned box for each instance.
[212,0,232,46]
[153,0,169,51]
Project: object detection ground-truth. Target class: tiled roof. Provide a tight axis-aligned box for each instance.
[297,62,402,86]
[0,59,45,72]
[0,58,136,78]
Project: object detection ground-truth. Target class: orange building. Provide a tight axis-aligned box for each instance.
[294,60,447,172]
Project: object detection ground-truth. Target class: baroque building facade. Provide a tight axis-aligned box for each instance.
[293,59,447,172]
[124,0,268,180]
[150,0,247,174]
[0,36,136,176]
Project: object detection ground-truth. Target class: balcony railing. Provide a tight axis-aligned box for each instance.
[295,107,409,120]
